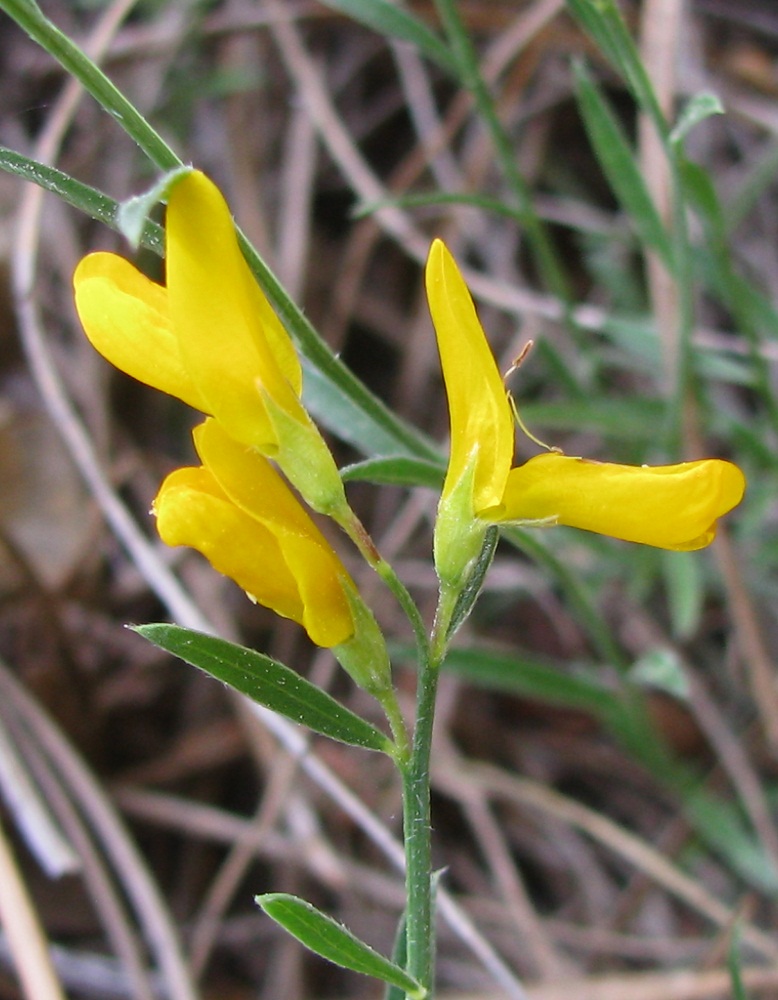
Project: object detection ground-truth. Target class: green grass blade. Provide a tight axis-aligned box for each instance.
[434,0,574,312]
[728,925,751,1000]
[670,91,724,147]
[503,525,626,667]
[565,0,666,135]
[680,157,778,435]
[573,60,674,268]
[316,0,456,75]
[442,646,625,720]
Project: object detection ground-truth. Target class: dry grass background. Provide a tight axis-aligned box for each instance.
[0,0,778,997]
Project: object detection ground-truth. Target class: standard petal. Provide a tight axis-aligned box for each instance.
[498,453,745,550]
[166,172,304,451]
[74,253,207,411]
[425,239,514,511]
[192,418,354,646]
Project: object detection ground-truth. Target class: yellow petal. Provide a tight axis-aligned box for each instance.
[192,418,354,646]
[73,253,207,411]
[154,466,304,626]
[166,172,304,451]
[425,239,514,512]
[497,453,745,550]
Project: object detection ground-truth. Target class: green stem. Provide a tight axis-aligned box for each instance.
[339,509,430,664]
[401,646,441,995]
[400,589,457,997]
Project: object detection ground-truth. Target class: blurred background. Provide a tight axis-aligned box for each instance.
[0,0,777,997]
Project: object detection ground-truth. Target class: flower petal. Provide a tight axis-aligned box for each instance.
[154,465,304,625]
[166,171,304,451]
[73,252,207,411]
[497,453,745,550]
[425,239,514,511]
[192,418,354,646]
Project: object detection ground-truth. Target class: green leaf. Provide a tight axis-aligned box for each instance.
[341,455,444,489]
[0,148,165,254]
[384,910,408,1000]
[670,91,724,147]
[134,625,393,754]
[116,167,192,248]
[301,361,438,461]
[573,60,673,268]
[316,0,456,75]
[255,893,426,998]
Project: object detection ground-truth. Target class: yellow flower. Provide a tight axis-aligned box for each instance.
[154,418,353,648]
[74,170,346,515]
[425,238,745,574]
[75,171,303,452]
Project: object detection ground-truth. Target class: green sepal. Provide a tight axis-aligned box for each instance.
[256,893,427,998]
[333,585,393,697]
[445,526,499,641]
[116,167,193,248]
[433,453,487,592]
[133,624,393,754]
[262,389,350,519]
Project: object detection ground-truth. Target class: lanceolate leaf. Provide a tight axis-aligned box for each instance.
[134,625,393,754]
[256,893,426,998]
[341,455,444,489]
[0,147,165,254]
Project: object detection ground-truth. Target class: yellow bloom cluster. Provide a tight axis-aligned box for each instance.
[74,169,746,651]
[425,238,745,586]
[74,171,359,653]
